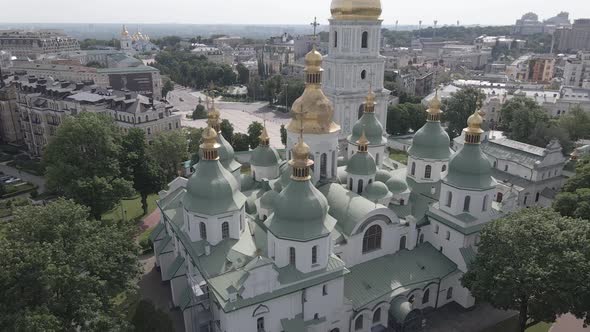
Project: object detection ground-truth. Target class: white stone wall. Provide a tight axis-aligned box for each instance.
[286,131,339,183]
[439,184,495,221]
[345,174,375,195]
[251,164,280,181]
[267,232,331,273]
[184,206,245,246]
[407,156,449,184]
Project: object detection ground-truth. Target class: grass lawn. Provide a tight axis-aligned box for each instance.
[483,315,551,332]
[389,148,409,165]
[241,165,251,174]
[526,322,551,332]
[102,194,159,223]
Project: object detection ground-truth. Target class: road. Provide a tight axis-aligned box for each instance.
[168,86,290,149]
[0,162,46,193]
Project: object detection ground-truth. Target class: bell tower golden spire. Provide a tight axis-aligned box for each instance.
[426,90,442,122]
[201,124,221,160]
[356,129,369,153]
[259,120,270,147]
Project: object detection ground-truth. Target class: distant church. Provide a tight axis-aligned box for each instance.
[149,1,549,332]
[119,25,159,54]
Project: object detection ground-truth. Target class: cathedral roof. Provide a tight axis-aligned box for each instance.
[349,112,386,145]
[251,145,281,167]
[444,144,495,191]
[346,151,377,176]
[386,176,408,194]
[362,181,392,202]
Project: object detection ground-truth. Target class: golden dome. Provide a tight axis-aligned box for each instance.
[259,126,270,146]
[465,110,484,135]
[289,135,314,181]
[121,25,130,37]
[426,90,443,121]
[288,48,340,134]
[200,125,221,160]
[331,0,382,20]
[357,130,369,152]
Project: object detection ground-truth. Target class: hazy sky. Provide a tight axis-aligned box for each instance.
[1,0,589,26]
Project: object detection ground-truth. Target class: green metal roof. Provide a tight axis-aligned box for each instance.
[217,134,242,172]
[183,159,247,215]
[164,255,186,281]
[349,112,386,145]
[375,169,394,183]
[425,207,501,235]
[265,180,336,242]
[386,176,408,194]
[344,243,458,310]
[388,203,412,219]
[260,190,279,208]
[362,181,392,202]
[319,183,387,237]
[155,235,173,256]
[408,121,452,160]
[179,285,194,311]
[346,152,377,176]
[445,144,495,191]
[149,223,166,242]
[251,145,281,167]
[459,246,477,266]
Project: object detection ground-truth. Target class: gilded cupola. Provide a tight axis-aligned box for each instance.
[289,132,314,181]
[426,90,443,122]
[331,0,382,20]
[464,110,484,145]
[287,47,340,135]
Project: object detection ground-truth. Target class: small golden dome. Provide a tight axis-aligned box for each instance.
[428,92,442,112]
[305,47,323,70]
[365,86,376,104]
[466,110,484,134]
[357,130,369,152]
[259,126,270,145]
[292,137,310,161]
[121,25,130,37]
[331,0,382,20]
[200,125,221,160]
[289,135,314,180]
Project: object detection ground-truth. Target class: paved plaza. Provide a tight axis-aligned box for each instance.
[168,87,290,148]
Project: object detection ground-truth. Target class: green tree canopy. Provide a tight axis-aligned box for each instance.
[186,127,204,166]
[220,119,234,143]
[276,79,305,109]
[554,156,590,220]
[192,104,208,120]
[280,124,287,146]
[148,130,188,182]
[386,103,426,135]
[558,106,590,141]
[232,133,250,152]
[442,87,485,138]
[499,96,548,141]
[0,199,141,331]
[248,121,264,150]
[462,208,590,332]
[43,113,134,220]
[131,300,174,332]
[161,79,174,100]
[236,63,250,85]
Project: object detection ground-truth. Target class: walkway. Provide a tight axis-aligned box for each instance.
[550,314,590,332]
[0,163,46,193]
[423,302,518,332]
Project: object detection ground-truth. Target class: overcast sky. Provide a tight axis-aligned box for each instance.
[1,0,588,26]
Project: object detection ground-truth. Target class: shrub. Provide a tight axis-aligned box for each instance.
[131,300,174,332]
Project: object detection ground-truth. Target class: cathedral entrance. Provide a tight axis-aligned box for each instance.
[387,297,424,332]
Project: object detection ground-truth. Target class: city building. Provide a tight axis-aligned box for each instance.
[148,3,560,332]
[506,54,556,83]
[213,36,243,48]
[13,76,180,156]
[474,36,526,50]
[394,67,434,97]
[563,51,590,88]
[512,12,570,35]
[257,44,295,77]
[0,29,79,59]
[556,19,590,52]
[0,81,23,144]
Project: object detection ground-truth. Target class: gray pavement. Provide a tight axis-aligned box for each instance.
[168,86,290,149]
[423,302,518,332]
[0,162,46,193]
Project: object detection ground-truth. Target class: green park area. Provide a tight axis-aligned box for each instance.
[389,148,409,165]
[101,194,159,223]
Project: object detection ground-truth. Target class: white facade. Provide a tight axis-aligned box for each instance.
[286,131,339,183]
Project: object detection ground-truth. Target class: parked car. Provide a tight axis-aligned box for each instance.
[4,177,21,184]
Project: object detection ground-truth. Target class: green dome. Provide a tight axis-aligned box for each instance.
[265,180,335,241]
[217,134,242,172]
[362,181,391,202]
[184,160,247,215]
[409,122,452,160]
[251,145,281,167]
[240,174,256,191]
[278,163,313,188]
[386,176,408,194]
[445,144,495,190]
[349,113,386,145]
[346,152,377,176]
[260,190,279,208]
[375,169,393,182]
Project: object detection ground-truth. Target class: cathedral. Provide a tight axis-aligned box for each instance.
[150,1,506,331]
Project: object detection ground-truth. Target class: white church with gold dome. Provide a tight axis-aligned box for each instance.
[150,1,506,331]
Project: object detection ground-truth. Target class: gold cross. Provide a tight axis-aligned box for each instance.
[310,17,320,43]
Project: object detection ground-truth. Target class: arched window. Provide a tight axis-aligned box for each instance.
[496,192,503,203]
[361,70,367,80]
[442,164,447,172]
[145,115,149,122]
[361,31,368,48]
[493,161,497,168]
[535,192,540,202]
[482,195,488,211]
[257,317,265,331]
[362,225,382,253]
[358,179,364,194]
[435,224,439,234]
[314,313,319,320]
[425,165,432,179]
[373,308,381,323]
[355,315,363,330]
[311,246,318,264]
[376,153,380,165]
[504,165,509,172]
[323,285,328,296]
[349,177,353,190]
[400,199,405,205]
[399,235,407,250]
[320,153,328,178]
[419,233,424,243]
[446,192,453,207]
[422,289,430,304]
[289,247,296,265]
[334,31,338,48]
[445,231,451,240]
[221,222,229,239]
[411,162,416,176]
[200,222,207,240]
[446,287,453,300]
[463,196,471,212]
[524,194,529,205]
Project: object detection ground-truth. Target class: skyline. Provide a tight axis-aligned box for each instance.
[0,0,589,26]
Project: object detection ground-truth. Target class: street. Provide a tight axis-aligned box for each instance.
[168,86,290,149]
[0,162,46,193]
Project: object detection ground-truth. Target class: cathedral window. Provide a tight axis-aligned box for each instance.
[535,192,540,202]
[257,317,265,332]
[419,233,424,243]
[376,153,380,165]
[422,289,430,304]
[399,235,407,250]
[361,31,369,49]
[435,224,439,234]
[358,179,364,194]
[463,196,471,212]
[424,165,432,179]
[311,246,318,264]
[362,225,382,253]
[349,178,353,190]
[355,315,364,330]
[447,287,454,300]
[504,165,509,172]
[482,195,488,211]
[445,231,451,241]
[221,222,229,239]
[361,70,367,80]
[442,164,447,172]
[323,284,328,296]
[334,31,338,48]
[411,162,416,176]
[200,222,207,240]
[446,192,453,207]
[373,308,381,323]
[289,247,296,265]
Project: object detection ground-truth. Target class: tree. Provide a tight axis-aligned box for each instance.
[236,63,250,85]
[192,104,208,120]
[220,119,234,143]
[554,156,590,220]
[558,106,590,141]
[149,130,188,182]
[280,124,287,146]
[248,121,264,150]
[276,79,305,109]
[43,113,133,220]
[499,96,548,142]
[0,199,141,331]
[387,103,427,135]
[462,208,590,332]
[232,133,250,152]
[161,79,174,100]
[131,300,174,332]
[442,87,485,138]
[121,129,164,215]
